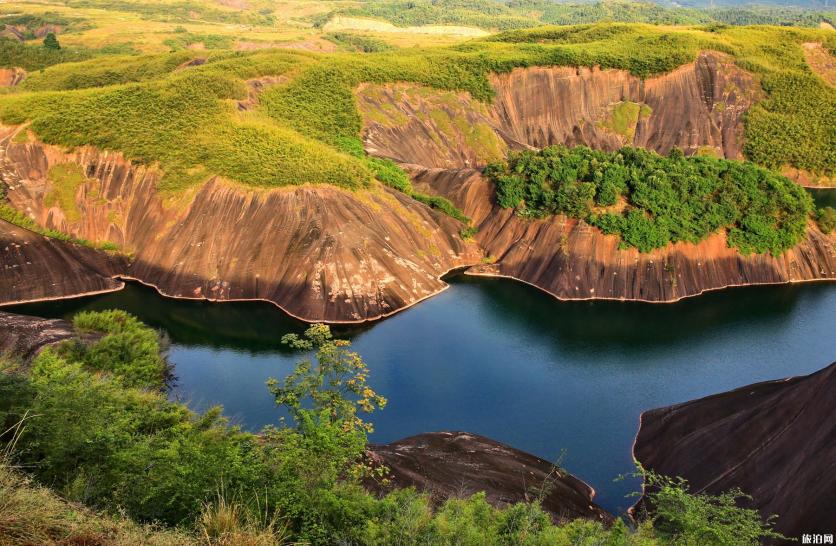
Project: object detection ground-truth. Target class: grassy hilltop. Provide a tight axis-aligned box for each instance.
[1,20,834,253]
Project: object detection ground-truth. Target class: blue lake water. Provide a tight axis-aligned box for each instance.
[10,277,836,514]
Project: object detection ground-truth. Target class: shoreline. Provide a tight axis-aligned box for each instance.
[1,265,834,324]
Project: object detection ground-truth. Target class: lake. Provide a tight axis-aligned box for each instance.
[9,277,836,514]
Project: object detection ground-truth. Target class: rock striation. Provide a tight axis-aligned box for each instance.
[633,362,836,542]
[358,52,835,304]
[0,52,833,322]
[0,129,480,322]
[0,67,26,87]
[0,310,78,361]
[359,51,760,169]
[409,166,835,303]
[0,219,125,305]
[368,431,613,524]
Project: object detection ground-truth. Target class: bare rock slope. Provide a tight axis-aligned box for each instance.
[0,130,480,322]
[359,52,835,303]
[0,310,78,360]
[368,431,613,524]
[0,52,833,321]
[633,362,836,541]
[0,219,125,305]
[411,167,835,302]
[360,52,759,169]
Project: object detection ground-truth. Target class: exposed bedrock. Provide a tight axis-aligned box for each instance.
[0,67,26,87]
[410,167,836,302]
[367,431,613,525]
[359,51,760,169]
[0,132,481,322]
[0,310,79,361]
[355,53,834,302]
[0,219,126,305]
[633,362,836,542]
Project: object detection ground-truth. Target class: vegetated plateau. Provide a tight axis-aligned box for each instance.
[0,19,834,320]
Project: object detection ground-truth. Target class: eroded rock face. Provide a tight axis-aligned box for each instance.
[0,67,25,87]
[356,53,834,303]
[633,362,836,542]
[0,130,481,322]
[410,166,835,302]
[367,431,613,524]
[359,52,759,169]
[0,219,125,305]
[0,310,77,361]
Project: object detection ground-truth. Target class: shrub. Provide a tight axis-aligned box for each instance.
[816,206,836,234]
[42,33,60,51]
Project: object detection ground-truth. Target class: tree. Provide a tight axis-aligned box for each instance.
[267,324,388,483]
[42,32,60,50]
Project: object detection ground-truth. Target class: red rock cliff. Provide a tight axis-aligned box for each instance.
[357,53,834,304]
[633,362,836,542]
[0,130,481,322]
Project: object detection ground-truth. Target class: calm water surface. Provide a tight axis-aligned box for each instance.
[10,278,836,513]
[810,187,836,209]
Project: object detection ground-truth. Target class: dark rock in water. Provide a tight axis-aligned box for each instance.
[0,311,77,361]
[633,362,836,542]
[367,431,613,525]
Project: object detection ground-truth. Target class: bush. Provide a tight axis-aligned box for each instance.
[42,33,60,51]
[816,206,836,234]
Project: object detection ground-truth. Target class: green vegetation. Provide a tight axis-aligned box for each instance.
[163,32,233,52]
[0,312,783,545]
[0,182,119,252]
[0,37,93,71]
[600,101,651,140]
[641,472,783,545]
[339,0,535,31]
[42,33,60,51]
[816,206,836,233]
[65,0,276,26]
[44,163,86,223]
[330,0,834,30]
[486,145,813,254]
[323,32,394,53]
[0,23,832,235]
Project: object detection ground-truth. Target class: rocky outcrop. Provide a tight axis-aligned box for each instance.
[0,130,481,322]
[0,68,25,87]
[410,166,835,303]
[368,431,612,524]
[359,51,760,169]
[0,311,78,361]
[0,219,125,306]
[0,51,831,320]
[356,52,834,303]
[633,362,836,542]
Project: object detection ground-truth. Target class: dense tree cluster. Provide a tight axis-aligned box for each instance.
[486,145,814,254]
